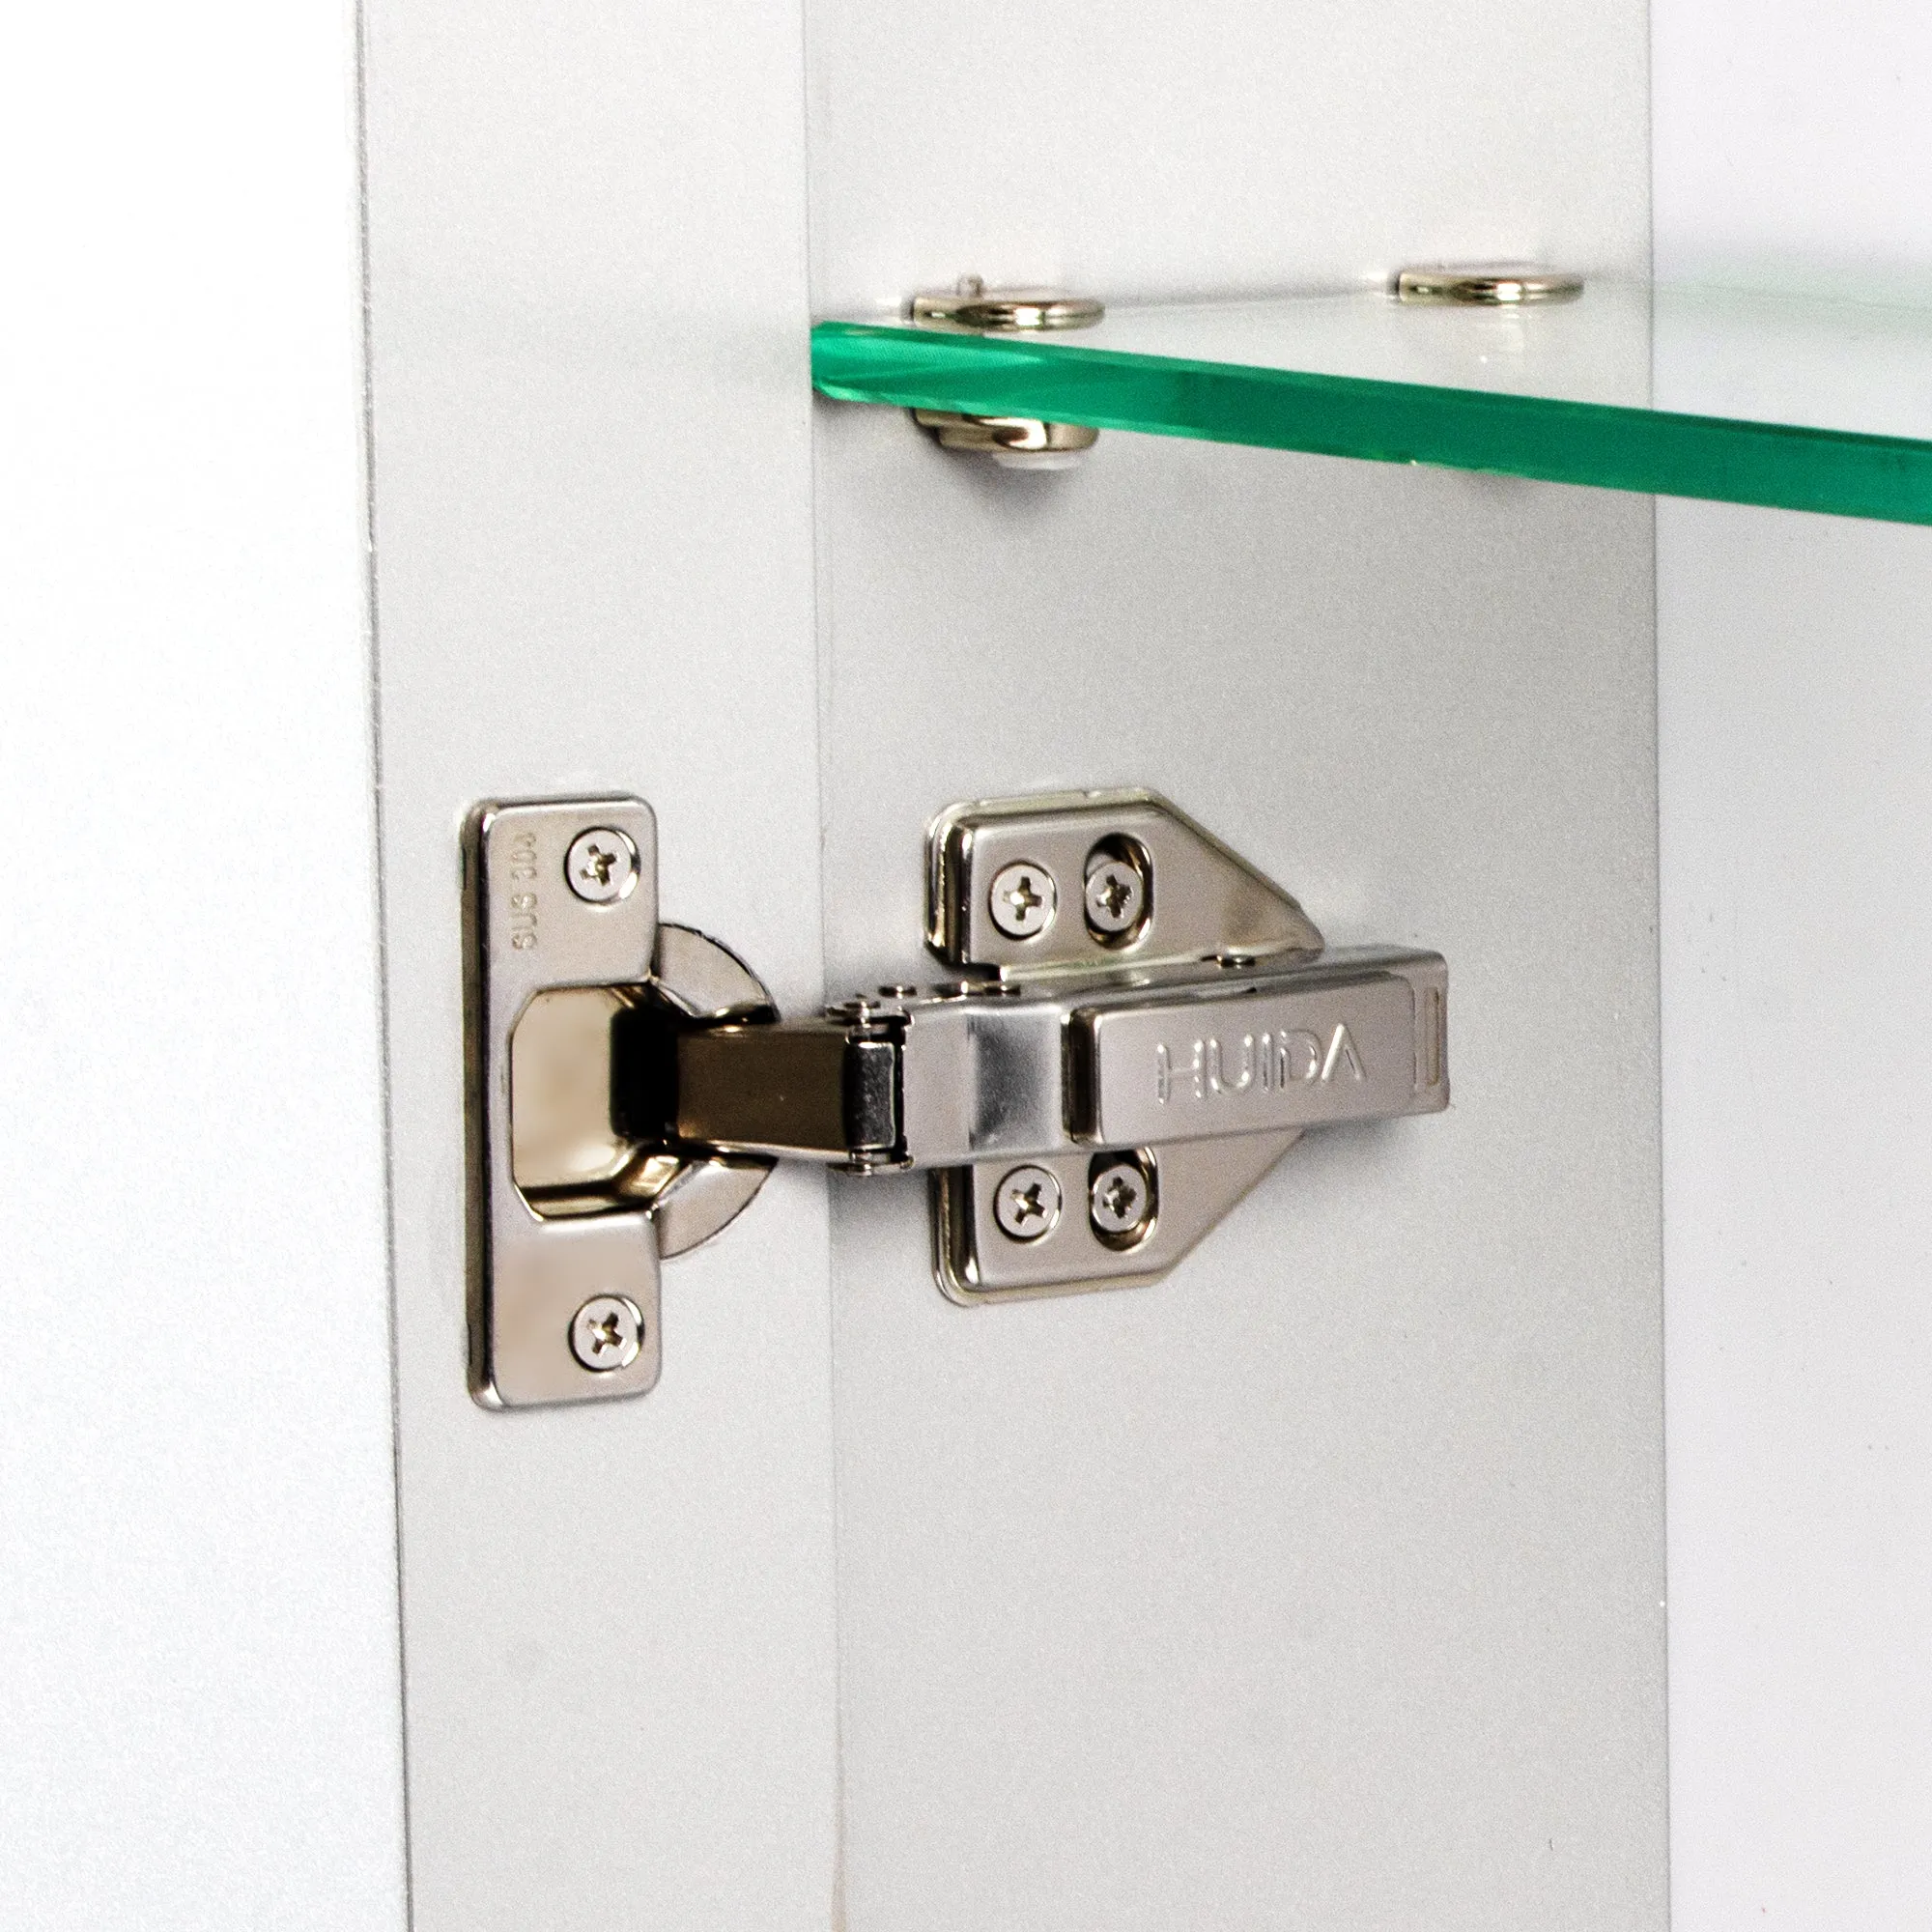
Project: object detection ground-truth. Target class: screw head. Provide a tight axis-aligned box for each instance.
[569,1293,644,1372]
[564,827,640,905]
[1084,858,1146,936]
[1089,1158,1152,1239]
[988,861,1057,939]
[994,1164,1063,1241]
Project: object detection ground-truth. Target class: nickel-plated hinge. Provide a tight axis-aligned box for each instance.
[466,790,1448,1406]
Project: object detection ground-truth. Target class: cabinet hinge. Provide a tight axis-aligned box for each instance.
[466,789,1448,1406]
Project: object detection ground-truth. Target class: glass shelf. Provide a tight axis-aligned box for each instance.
[812,284,1932,525]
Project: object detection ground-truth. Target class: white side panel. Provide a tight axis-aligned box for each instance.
[1657,505,1932,1925]
[361,2,837,1926]
[0,4,405,1927]
[1654,1,1932,291]
[810,7,1663,1923]
[1654,4,1932,1919]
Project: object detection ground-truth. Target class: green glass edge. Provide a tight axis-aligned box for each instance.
[811,321,1932,526]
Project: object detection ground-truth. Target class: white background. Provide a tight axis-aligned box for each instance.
[0,2,406,1927]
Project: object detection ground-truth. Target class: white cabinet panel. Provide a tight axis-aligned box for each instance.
[810,5,1663,1920]
[809,0,1651,311]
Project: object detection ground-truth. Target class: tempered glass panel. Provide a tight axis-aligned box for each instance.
[813,285,1932,524]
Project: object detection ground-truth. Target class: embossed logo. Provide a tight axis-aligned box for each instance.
[506,828,539,951]
[1155,1023,1365,1103]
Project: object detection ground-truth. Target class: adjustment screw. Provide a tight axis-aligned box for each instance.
[1084,857,1147,937]
[569,1293,644,1372]
[988,861,1057,939]
[565,827,639,905]
[1089,1158,1152,1239]
[994,1164,1063,1241]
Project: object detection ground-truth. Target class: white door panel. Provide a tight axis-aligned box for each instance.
[362,0,837,1923]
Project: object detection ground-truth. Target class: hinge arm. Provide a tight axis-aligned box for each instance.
[617,1009,905,1171]
[641,947,1447,1175]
